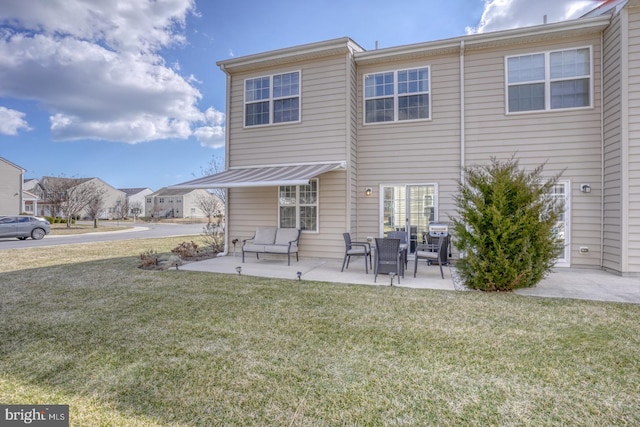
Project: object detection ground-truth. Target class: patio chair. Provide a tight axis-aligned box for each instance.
[374,238,402,284]
[387,231,408,268]
[413,235,448,279]
[341,233,372,273]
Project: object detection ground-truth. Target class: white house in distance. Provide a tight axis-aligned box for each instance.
[119,187,153,218]
[174,0,640,277]
[0,157,25,215]
[145,187,214,219]
[35,176,126,220]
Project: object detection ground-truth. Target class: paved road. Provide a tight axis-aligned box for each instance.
[0,222,206,250]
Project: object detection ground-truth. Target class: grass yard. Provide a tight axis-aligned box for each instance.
[1,238,639,426]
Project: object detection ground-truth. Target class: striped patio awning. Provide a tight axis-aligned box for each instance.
[170,161,346,189]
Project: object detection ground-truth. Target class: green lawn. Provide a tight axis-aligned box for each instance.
[1,238,639,426]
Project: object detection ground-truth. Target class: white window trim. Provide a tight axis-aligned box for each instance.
[505,46,593,115]
[243,70,302,128]
[278,178,319,234]
[363,66,432,125]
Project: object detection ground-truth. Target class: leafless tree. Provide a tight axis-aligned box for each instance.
[194,191,223,224]
[199,154,227,207]
[113,196,129,220]
[86,193,106,227]
[41,176,106,227]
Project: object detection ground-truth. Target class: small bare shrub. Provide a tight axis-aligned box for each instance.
[139,249,158,268]
[202,217,225,254]
[171,241,200,258]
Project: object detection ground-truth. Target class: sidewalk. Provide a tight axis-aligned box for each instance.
[180,253,640,304]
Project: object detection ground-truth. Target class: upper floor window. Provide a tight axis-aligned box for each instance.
[364,67,430,123]
[506,47,591,113]
[245,71,300,126]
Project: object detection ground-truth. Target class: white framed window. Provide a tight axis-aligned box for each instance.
[279,179,318,232]
[506,47,592,113]
[364,67,430,123]
[245,71,300,126]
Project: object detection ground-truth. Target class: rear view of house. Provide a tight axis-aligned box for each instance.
[174,0,640,277]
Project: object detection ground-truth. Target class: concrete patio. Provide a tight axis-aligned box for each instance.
[179,252,640,304]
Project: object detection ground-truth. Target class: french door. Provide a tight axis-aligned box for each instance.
[381,184,436,254]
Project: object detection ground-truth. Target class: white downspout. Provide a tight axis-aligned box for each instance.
[218,64,232,257]
[460,40,466,183]
[600,30,605,269]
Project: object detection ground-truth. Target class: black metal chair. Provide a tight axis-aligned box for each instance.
[374,238,403,284]
[341,233,372,273]
[387,231,408,268]
[413,235,448,279]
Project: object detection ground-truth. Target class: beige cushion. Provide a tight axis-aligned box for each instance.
[275,228,299,245]
[253,227,277,245]
[416,250,438,259]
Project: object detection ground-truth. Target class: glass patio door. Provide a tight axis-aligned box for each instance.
[550,181,570,267]
[381,184,436,253]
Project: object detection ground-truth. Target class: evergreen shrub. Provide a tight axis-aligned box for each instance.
[451,156,564,291]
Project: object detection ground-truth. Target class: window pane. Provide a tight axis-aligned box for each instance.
[300,206,317,231]
[299,181,317,204]
[550,78,589,109]
[273,72,299,98]
[279,206,296,228]
[398,94,429,120]
[245,101,269,126]
[508,54,545,83]
[398,67,428,94]
[365,98,394,123]
[279,186,296,206]
[508,83,545,112]
[245,77,270,102]
[274,98,299,123]
[550,48,590,79]
[365,72,394,98]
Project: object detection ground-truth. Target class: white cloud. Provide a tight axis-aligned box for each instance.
[194,107,225,148]
[0,106,31,135]
[0,0,221,144]
[467,0,602,34]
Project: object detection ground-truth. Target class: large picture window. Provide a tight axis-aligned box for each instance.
[245,71,300,126]
[279,179,317,231]
[364,67,430,123]
[507,47,591,113]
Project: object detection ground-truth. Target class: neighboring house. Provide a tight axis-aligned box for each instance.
[145,188,214,219]
[0,157,24,216]
[35,176,126,220]
[174,0,640,276]
[119,187,153,218]
[22,178,40,214]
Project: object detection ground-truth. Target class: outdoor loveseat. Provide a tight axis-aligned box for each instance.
[242,227,301,265]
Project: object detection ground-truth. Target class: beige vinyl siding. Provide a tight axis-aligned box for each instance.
[356,55,461,240]
[626,5,640,273]
[464,35,604,268]
[227,55,350,167]
[603,12,623,272]
[0,159,22,215]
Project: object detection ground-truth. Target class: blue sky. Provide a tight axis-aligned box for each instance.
[0,0,603,190]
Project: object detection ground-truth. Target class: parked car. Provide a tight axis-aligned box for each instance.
[0,215,51,240]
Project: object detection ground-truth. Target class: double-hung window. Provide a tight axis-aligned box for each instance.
[507,47,591,113]
[364,67,430,123]
[245,71,300,126]
[279,179,317,232]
